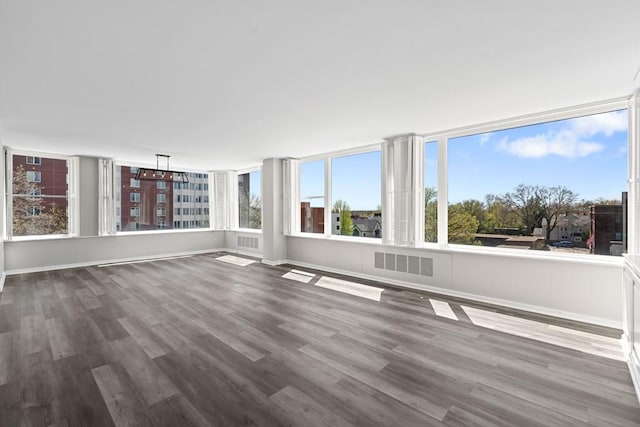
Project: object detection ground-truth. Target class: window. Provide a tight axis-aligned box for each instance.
[299,160,325,234]
[331,151,382,239]
[447,109,628,256]
[424,141,438,243]
[10,154,69,237]
[238,170,262,229]
[130,167,139,173]
[183,207,190,215]
[27,188,42,198]
[115,165,210,232]
[26,171,41,182]
[130,178,140,188]
[27,206,41,216]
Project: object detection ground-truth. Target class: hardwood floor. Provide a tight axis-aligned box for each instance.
[0,252,638,426]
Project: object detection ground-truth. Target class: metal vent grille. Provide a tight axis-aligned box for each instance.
[237,235,259,249]
[374,252,433,277]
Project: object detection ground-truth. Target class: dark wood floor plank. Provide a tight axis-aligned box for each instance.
[109,336,179,405]
[0,252,637,426]
[91,363,155,427]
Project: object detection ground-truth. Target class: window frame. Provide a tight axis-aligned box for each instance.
[417,97,630,260]
[295,144,382,240]
[110,161,213,235]
[5,148,76,241]
[236,166,263,232]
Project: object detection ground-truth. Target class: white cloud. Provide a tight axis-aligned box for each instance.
[479,132,492,146]
[496,110,624,159]
[568,110,627,137]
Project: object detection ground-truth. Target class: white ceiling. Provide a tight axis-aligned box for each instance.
[1,1,639,171]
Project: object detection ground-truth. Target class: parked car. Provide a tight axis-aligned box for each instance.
[553,240,574,248]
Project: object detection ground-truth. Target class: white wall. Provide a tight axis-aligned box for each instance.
[4,230,225,273]
[286,236,623,327]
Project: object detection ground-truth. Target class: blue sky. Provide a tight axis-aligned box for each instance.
[445,109,628,203]
[296,109,628,210]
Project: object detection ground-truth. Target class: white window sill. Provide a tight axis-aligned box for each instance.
[230,228,263,234]
[114,228,218,237]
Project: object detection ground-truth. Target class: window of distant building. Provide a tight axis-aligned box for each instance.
[238,169,262,229]
[8,152,70,238]
[114,165,210,232]
[26,171,41,182]
[444,108,628,257]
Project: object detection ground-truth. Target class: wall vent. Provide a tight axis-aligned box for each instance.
[374,252,433,277]
[237,235,259,249]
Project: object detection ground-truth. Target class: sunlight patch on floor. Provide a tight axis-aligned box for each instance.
[282,269,315,283]
[215,255,255,267]
[314,276,384,301]
[461,305,624,361]
[429,299,459,320]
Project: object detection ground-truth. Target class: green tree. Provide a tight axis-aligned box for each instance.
[424,187,438,242]
[448,205,479,244]
[332,200,353,235]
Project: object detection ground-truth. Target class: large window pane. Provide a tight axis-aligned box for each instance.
[115,166,209,232]
[447,109,628,256]
[331,151,382,238]
[299,160,325,234]
[12,154,68,236]
[424,141,438,243]
[238,170,262,229]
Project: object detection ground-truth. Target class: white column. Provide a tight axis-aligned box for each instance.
[211,170,237,230]
[381,134,420,246]
[262,158,287,264]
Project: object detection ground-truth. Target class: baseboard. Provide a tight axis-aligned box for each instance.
[4,249,223,275]
[284,259,622,330]
[0,272,5,292]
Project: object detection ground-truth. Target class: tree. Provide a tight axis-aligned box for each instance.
[448,206,479,244]
[12,165,51,236]
[249,193,262,229]
[503,184,543,235]
[424,187,438,242]
[332,200,353,235]
[537,185,578,241]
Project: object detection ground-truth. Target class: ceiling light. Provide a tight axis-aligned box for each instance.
[134,154,189,183]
